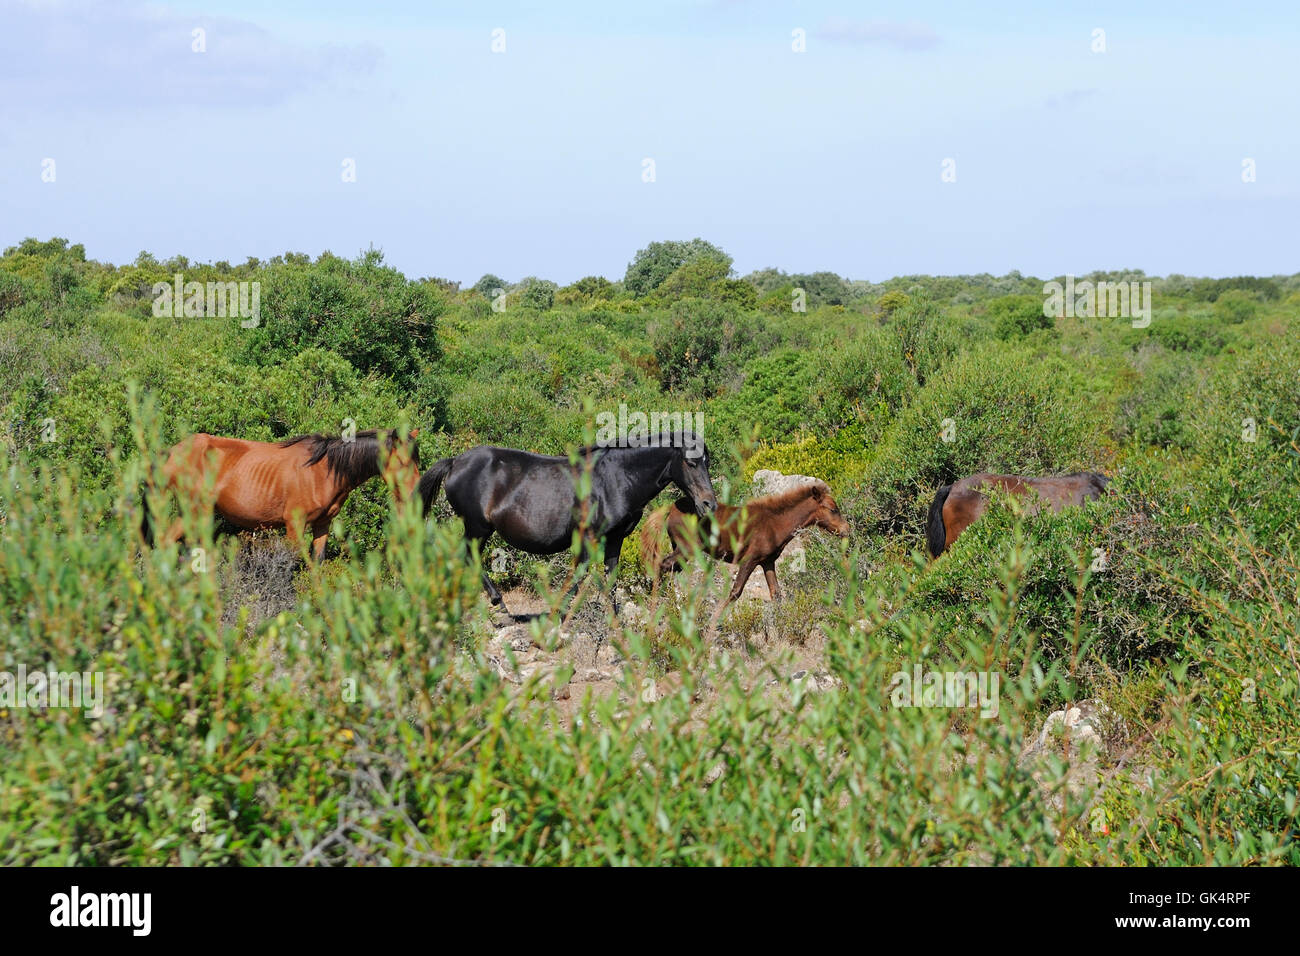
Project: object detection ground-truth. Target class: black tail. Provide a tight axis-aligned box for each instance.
[139,483,155,546]
[926,484,952,558]
[418,457,453,516]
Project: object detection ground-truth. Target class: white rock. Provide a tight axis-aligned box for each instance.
[752,469,822,497]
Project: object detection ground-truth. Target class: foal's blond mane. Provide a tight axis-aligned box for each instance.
[735,480,829,516]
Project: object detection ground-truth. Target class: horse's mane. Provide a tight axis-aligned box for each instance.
[280,429,418,483]
[679,479,827,517]
[573,432,709,460]
[738,480,829,515]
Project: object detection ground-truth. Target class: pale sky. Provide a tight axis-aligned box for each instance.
[2,0,1296,284]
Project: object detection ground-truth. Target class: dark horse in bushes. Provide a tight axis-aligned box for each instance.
[926,471,1111,557]
[141,428,422,561]
[419,435,718,615]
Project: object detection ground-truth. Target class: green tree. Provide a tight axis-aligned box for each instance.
[557,275,615,305]
[517,277,558,310]
[472,273,508,297]
[656,256,731,300]
[876,290,911,317]
[624,239,731,297]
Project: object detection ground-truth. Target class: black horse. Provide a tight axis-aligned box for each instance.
[419,437,718,614]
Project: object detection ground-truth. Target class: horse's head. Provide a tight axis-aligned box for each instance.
[669,437,718,515]
[808,482,851,537]
[380,428,422,504]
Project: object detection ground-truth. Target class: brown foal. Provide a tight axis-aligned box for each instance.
[642,480,851,627]
[142,428,421,561]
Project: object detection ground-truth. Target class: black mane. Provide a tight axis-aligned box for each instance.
[280,429,419,483]
[574,430,708,460]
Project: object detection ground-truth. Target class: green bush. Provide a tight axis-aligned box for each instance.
[989,294,1055,340]
[243,250,445,386]
[517,278,558,310]
[649,298,764,395]
[1213,289,1259,325]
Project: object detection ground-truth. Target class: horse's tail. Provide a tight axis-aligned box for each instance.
[640,506,670,578]
[418,457,453,516]
[926,484,953,558]
[139,483,155,546]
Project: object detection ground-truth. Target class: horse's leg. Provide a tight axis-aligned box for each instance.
[284,519,309,560]
[309,517,331,563]
[557,535,597,620]
[649,549,682,604]
[465,529,507,610]
[708,557,761,634]
[762,557,781,601]
[603,532,627,616]
[160,518,187,548]
[481,568,506,607]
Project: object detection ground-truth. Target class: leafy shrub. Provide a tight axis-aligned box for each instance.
[557,276,615,305]
[887,296,964,389]
[989,294,1055,340]
[0,271,31,317]
[243,250,445,386]
[655,257,731,300]
[1179,335,1300,536]
[649,298,763,394]
[517,278,558,310]
[814,325,916,430]
[1212,289,1259,325]
[742,419,877,491]
[875,290,911,316]
[472,274,508,297]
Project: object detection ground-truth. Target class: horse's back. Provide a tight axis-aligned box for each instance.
[936,471,1111,554]
[1033,471,1111,508]
[445,445,583,552]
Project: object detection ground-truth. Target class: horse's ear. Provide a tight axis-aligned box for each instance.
[810,482,826,500]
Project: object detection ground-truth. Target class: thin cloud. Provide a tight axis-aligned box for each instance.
[815,18,939,52]
[1045,89,1100,109]
[0,0,381,111]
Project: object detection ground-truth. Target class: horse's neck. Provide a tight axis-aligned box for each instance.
[609,446,675,505]
[774,494,820,543]
[747,493,816,545]
[324,445,383,493]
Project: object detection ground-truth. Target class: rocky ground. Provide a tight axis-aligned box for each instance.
[478,579,835,730]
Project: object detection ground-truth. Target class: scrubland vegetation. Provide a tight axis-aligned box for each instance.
[1,236,1296,864]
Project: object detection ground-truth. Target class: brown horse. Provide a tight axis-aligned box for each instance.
[641,480,850,625]
[926,471,1111,557]
[141,428,421,560]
